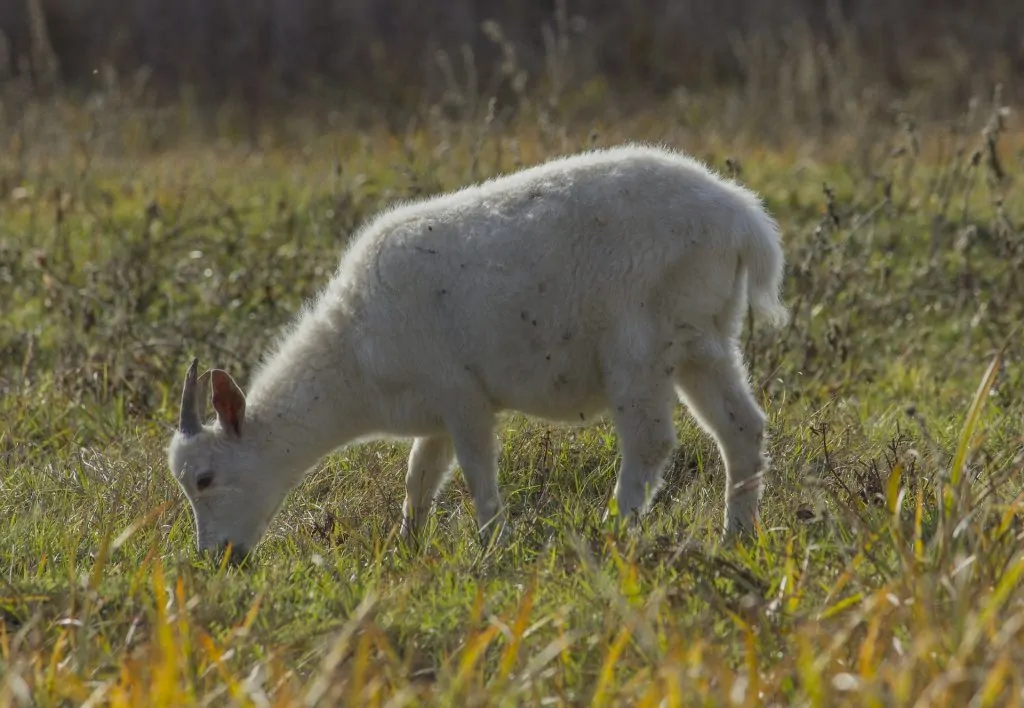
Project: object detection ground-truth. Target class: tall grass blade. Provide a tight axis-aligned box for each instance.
[950,351,1002,489]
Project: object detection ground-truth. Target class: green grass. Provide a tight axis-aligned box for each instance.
[1,92,1023,706]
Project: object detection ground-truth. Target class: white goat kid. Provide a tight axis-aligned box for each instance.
[167,143,788,562]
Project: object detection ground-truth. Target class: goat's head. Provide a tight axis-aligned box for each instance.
[166,358,283,564]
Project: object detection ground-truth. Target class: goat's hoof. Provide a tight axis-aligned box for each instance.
[722,520,759,544]
[478,519,509,552]
[398,519,425,550]
[602,507,640,537]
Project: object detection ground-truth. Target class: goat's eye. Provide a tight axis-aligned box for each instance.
[196,471,215,491]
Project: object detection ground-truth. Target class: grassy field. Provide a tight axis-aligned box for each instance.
[1,85,1023,706]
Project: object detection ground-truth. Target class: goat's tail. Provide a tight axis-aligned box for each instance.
[738,203,789,328]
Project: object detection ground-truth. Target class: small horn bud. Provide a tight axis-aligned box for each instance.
[178,357,203,436]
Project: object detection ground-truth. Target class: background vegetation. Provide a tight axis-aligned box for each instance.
[3,0,1023,113]
[1,0,1023,705]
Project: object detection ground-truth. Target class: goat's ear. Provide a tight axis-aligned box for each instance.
[210,369,247,437]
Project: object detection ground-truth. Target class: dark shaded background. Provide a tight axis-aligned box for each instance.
[2,0,1021,116]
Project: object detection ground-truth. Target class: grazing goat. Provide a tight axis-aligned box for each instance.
[167,143,788,561]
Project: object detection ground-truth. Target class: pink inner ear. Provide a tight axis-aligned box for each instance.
[211,371,246,435]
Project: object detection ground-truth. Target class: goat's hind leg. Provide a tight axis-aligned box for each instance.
[401,435,456,542]
[674,350,768,539]
[606,376,679,527]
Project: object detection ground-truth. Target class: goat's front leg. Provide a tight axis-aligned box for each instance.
[445,407,506,549]
[401,434,456,542]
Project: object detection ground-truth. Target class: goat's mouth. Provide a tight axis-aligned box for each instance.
[225,543,250,565]
[201,541,252,566]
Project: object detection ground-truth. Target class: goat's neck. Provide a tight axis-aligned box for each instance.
[243,316,369,485]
